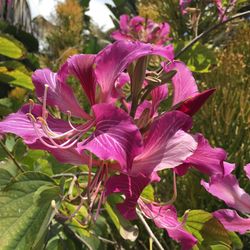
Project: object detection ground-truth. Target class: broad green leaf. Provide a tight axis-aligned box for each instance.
[175,41,216,73]
[228,232,243,250]
[182,210,232,249]
[0,66,34,90]
[105,195,139,242]
[0,35,26,59]
[0,168,13,190]
[61,202,101,249]
[141,184,154,201]
[0,172,60,250]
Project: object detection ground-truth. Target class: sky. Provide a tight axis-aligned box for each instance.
[28,0,115,31]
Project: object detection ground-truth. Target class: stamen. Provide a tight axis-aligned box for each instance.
[140,172,177,206]
[29,99,34,113]
[42,84,49,119]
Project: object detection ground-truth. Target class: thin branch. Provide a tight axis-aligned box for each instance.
[136,209,164,250]
[51,172,94,179]
[0,140,25,172]
[175,10,250,59]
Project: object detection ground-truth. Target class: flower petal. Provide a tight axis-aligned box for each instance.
[0,104,45,144]
[132,111,197,175]
[139,200,197,250]
[164,61,198,106]
[201,174,250,213]
[30,140,88,165]
[213,209,250,234]
[68,54,96,105]
[176,89,215,116]
[95,40,174,102]
[151,84,168,116]
[77,104,143,172]
[105,174,150,220]
[244,163,250,180]
[0,104,87,165]
[32,64,89,119]
[184,134,227,176]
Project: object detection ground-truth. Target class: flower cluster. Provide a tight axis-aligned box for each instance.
[0,14,249,249]
[111,14,171,45]
[180,0,237,21]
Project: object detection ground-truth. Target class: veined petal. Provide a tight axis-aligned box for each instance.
[30,140,88,165]
[244,163,250,180]
[164,61,198,106]
[184,134,227,176]
[176,89,215,116]
[132,111,197,175]
[0,104,89,165]
[0,104,44,144]
[151,84,168,116]
[201,174,250,213]
[77,104,143,172]
[68,54,96,105]
[139,200,197,250]
[213,209,250,234]
[32,64,89,119]
[95,40,174,102]
[105,174,150,220]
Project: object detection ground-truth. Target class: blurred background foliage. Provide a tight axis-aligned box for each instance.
[0,0,249,249]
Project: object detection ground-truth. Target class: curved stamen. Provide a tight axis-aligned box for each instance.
[42,84,49,119]
[141,171,177,206]
[27,113,93,149]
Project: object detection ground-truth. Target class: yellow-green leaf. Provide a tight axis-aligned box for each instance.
[0,35,26,59]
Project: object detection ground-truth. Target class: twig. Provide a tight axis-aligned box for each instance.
[136,208,164,250]
[175,10,250,59]
[0,140,24,172]
[51,172,94,179]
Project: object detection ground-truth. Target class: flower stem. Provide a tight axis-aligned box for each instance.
[0,140,24,172]
[136,208,164,250]
[175,10,250,59]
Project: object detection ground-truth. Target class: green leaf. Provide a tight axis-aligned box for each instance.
[228,232,243,250]
[0,35,26,59]
[141,184,154,201]
[61,202,101,249]
[175,41,216,73]
[104,195,139,242]
[0,66,34,90]
[0,168,13,190]
[182,210,232,250]
[0,172,60,250]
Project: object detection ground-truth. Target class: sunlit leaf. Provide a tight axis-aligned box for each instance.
[0,35,26,59]
[181,210,232,249]
[0,172,60,250]
[0,66,34,90]
[105,195,139,242]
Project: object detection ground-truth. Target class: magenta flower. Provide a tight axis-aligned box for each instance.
[201,163,250,214]
[0,38,235,249]
[213,209,250,234]
[180,0,237,20]
[111,14,171,45]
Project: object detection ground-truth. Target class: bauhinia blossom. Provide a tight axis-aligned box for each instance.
[180,0,237,20]
[111,14,171,45]
[0,18,247,248]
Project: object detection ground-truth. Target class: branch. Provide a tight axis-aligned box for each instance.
[175,10,250,59]
[136,209,165,250]
[0,140,24,172]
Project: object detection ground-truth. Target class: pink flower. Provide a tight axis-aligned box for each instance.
[111,15,171,45]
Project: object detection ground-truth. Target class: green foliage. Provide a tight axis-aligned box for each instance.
[182,210,234,249]
[0,34,26,59]
[176,41,216,73]
[193,23,250,168]
[0,172,60,250]
[105,195,139,242]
